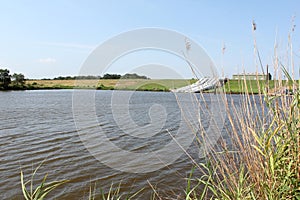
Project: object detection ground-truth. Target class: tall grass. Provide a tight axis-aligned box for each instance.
[186,73,299,200]
[178,17,300,200]
[183,28,300,199]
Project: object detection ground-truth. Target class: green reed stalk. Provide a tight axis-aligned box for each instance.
[20,163,68,200]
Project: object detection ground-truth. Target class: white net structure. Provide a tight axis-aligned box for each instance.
[171,77,227,93]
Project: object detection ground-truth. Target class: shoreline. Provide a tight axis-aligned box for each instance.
[1,79,295,95]
[0,86,262,94]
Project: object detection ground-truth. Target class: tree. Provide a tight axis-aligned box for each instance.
[122,73,148,79]
[12,73,25,86]
[102,73,121,79]
[0,69,11,89]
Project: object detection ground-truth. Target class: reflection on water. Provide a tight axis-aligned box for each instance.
[0,90,233,199]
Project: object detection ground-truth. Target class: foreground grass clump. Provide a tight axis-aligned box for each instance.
[21,164,68,200]
[89,182,144,200]
[186,72,300,200]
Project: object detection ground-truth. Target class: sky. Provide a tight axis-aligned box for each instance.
[0,0,299,79]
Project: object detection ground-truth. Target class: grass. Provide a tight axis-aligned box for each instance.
[224,79,296,94]
[186,72,300,200]
[20,163,68,200]
[180,22,300,199]
[26,79,109,89]
[25,79,196,91]
[89,182,144,200]
[224,79,271,94]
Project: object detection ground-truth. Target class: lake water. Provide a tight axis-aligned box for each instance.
[0,90,238,199]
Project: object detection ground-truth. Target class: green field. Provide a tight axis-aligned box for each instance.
[224,79,296,94]
[223,80,272,94]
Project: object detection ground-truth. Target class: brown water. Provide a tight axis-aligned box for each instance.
[0,90,228,199]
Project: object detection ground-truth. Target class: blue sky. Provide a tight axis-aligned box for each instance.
[0,0,299,79]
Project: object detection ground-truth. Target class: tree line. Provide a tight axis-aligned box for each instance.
[47,73,149,80]
[0,69,25,90]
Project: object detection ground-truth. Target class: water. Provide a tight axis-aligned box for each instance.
[0,90,231,199]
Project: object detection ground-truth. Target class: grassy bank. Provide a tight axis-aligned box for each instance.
[26,79,197,91]
[223,79,297,94]
[224,79,272,94]
[26,79,295,94]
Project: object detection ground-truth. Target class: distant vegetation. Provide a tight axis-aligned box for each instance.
[0,70,152,91]
[121,73,148,79]
[45,73,149,81]
[51,75,101,80]
[0,68,26,90]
